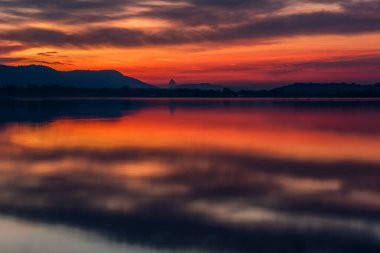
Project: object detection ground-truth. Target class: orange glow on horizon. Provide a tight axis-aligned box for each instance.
[2,0,380,85]
[6,33,380,85]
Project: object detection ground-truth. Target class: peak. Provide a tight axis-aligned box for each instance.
[168,79,177,87]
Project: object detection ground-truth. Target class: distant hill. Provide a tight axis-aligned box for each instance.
[169,83,224,91]
[0,65,156,89]
[229,84,286,91]
[273,83,380,95]
[167,83,283,92]
[268,83,380,97]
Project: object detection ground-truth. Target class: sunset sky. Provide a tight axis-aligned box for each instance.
[1,0,380,86]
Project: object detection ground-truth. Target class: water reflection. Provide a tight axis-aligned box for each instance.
[0,99,380,253]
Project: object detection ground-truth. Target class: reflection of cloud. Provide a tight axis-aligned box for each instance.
[0,99,380,252]
[1,144,380,217]
[272,175,341,193]
[188,200,380,237]
[0,143,380,252]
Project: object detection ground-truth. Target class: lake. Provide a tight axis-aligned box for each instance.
[0,98,380,253]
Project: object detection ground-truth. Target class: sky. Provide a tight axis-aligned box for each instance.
[1,0,380,86]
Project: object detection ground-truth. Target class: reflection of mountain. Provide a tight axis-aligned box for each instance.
[0,65,156,89]
[0,99,144,124]
[1,98,380,128]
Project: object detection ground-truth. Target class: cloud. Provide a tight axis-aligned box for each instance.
[0,57,26,64]
[33,60,73,65]
[0,46,27,63]
[2,10,380,49]
[265,54,380,75]
[0,45,26,54]
[1,0,380,49]
[0,0,138,24]
[36,51,58,56]
[184,54,380,77]
[140,0,287,26]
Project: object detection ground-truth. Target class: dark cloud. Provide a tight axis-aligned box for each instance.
[36,51,58,56]
[140,0,286,26]
[1,0,380,49]
[0,0,138,24]
[341,0,380,15]
[0,12,379,48]
[0,57,26,64]
[33,60,73,65]
[0,45,26,54]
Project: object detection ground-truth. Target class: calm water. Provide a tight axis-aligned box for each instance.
[1,98,380,253]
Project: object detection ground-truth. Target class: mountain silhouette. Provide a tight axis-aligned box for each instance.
[0,65,156,89]
[268,83,380,97]
[1,65,380,97]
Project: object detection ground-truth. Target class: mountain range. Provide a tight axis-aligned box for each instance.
[1,65,380,97]
[269,83,380,96]
[0,65,156,89]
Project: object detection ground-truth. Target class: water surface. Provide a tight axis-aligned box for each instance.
[1,98,380,253]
